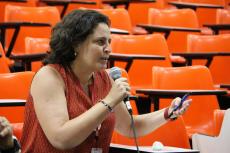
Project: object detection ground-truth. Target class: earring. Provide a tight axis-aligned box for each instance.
[74,52,78,57]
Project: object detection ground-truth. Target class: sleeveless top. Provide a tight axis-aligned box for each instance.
[20,64,115,153]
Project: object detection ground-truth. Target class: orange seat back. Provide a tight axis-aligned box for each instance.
[111,116,190,148]
[0,43,10,73]
[4,5,60,54]
[180,0,225,5]
[148,8,200,52]
[152,65,219,136]
[214,109,225,136]
[0,71,35,123]
[97,8,133,33]
[187,34,230,84]
[25,37,50,71]
[216,9,230,24]
[180,0,225,26]
[111,34,171,91]
[0,0,37,22]
[128,1,164,26]
[63,0,105,16]
[12,123,23,140]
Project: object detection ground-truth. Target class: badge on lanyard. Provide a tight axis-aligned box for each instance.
[92,124,102,153]
[91,148,102,153]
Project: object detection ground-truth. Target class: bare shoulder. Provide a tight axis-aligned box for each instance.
[31,65,65,95]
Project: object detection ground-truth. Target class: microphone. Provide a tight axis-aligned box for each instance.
[109,67,132,114]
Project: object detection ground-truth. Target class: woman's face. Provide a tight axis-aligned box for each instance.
[75,23,111,71]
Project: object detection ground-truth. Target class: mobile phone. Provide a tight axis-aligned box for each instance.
[173,93,190,111]
[168,93,190,118]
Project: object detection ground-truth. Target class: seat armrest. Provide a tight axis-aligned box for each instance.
[0,99,26,107]
[10,52,47,71]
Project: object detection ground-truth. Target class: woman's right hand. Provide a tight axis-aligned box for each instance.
[104,77,131,107]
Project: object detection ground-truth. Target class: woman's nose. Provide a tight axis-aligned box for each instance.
[104,44,112,53]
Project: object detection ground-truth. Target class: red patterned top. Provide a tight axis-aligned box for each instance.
[20,64,115,153]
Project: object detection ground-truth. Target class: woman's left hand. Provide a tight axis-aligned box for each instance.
[167,97,192,120]
[0,116,14,150]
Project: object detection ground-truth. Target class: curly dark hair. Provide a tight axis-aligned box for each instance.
[43,9,110,67]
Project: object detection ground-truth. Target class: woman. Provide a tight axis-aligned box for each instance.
[20,9,191,153]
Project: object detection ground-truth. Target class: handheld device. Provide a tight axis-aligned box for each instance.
[168,93,190,118]
[174,93,190,111]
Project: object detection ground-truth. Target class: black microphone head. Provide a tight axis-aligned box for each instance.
[109,67,121,80]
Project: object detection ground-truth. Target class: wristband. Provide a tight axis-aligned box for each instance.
[100,100,113,112]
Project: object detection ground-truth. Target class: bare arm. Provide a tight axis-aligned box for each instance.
[31,66,128,150]
[114,98,191,137]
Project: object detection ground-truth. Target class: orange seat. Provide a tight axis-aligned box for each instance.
[25,37,50,71]
[97,8,133,33]
[152,65,220,137]
[148,8,200,52]
[111,34,171,92]
[0,71,35,123]
[128,0,165,26]
[0,43,10,73]
[4,5,60,55]
[178,0,225,26]
[187,34,230,84]
[216,9,230,33]
[180,0,225,5]
[216,9,230,24]
[97,8,147,35]
[111,116,190,148]
[12,122,23,140]
[0,0,37,22]
[225,0,230,8]
[57,0,113,16]
[192,108,230,153]
[213,109,225,136]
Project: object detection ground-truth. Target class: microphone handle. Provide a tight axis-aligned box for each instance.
[124,96,132,114]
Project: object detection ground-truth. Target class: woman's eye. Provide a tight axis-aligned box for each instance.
[97,40,104,45]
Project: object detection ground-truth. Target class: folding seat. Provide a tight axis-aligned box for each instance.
[97,8,147,34]
[225,0,230,8]
[170,0,225,26]
[0,43,10,73]
[4,4,60,55]
[202,9,230,34]
[192,108,230,153]
[216,9,230,24]
[56,0,112,17]
[128,0,165,26]
[111,116,191,148]
[187,34,230,84]
[150,65,222,137]
[111,34,171,92]
[0,71,35,123]
[147,8,200,52]
[215,9,230,33]
[0,0,37,22]
[97,8,133,34]
[213,109,225,136]
[110,34,174,114]
[12,123,24,141]
[25,37,50,71]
